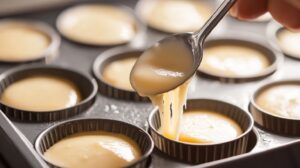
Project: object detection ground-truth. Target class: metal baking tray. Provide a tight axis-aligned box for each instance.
[0,0,300,167]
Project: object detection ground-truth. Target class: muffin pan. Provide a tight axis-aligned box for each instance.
[0,19,60,63]
[0,0,300,168]
[93,46,148,101]
[0,64,97,122]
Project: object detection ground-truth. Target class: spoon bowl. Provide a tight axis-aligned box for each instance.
[130,0,236,96]
[130,33,201,96]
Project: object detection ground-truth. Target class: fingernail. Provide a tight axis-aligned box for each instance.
[230,5,238,17]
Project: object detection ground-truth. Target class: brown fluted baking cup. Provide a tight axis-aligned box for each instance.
[0,19,60,64]
[250,80,300,136]
[93,46,148,101]
[197,37,282,83]
[0,64,97,122]
[35,118,154,168]
[148,99,254,164]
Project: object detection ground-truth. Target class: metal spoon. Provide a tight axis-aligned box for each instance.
[131,0,236,95]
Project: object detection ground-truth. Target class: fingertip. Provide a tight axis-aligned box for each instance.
[229,6,238,18]
[233,0,268,20]
[283,22,300,31]
[269,0,300,31]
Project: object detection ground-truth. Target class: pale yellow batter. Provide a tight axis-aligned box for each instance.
[199,44,270,77]
[103,57,137,91]
[277,29,300,58]
[1,75,82,111]
[0,22,50,61]
[139,0,211,33]
[57,5,137,45]
[151,80,191,140]
[131,39,194,140]
[256,84,300,119]
[178,110,242,144]
[44,131,141,168]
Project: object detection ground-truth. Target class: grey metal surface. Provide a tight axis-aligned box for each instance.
[0,111,48,168]
[0,0,299,167]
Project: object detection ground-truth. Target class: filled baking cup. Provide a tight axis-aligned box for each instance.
[267,21,300,60]
[135,0,212,33]
[35,118,154,168]
[56,4,145,46]
[197,37,281,83]
[250,80,300,136]
[0,19,60,63]
[0,64,97,122]
[148,99,254,164]
[93,47,148,101]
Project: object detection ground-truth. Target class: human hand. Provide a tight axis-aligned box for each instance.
[230,0,300,30]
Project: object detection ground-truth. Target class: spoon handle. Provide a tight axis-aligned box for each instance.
[194,0,236,42]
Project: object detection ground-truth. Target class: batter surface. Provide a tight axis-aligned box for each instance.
[178,110,242,144]
[0,23,50,61]
[139,0,211,33]
[57,5,137,45]
[277,29,300,58]
[103,57,137,91]
[1,75,82,111]
[44,131,141,168]
[256,84,300,119]
[200,44,270,77]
